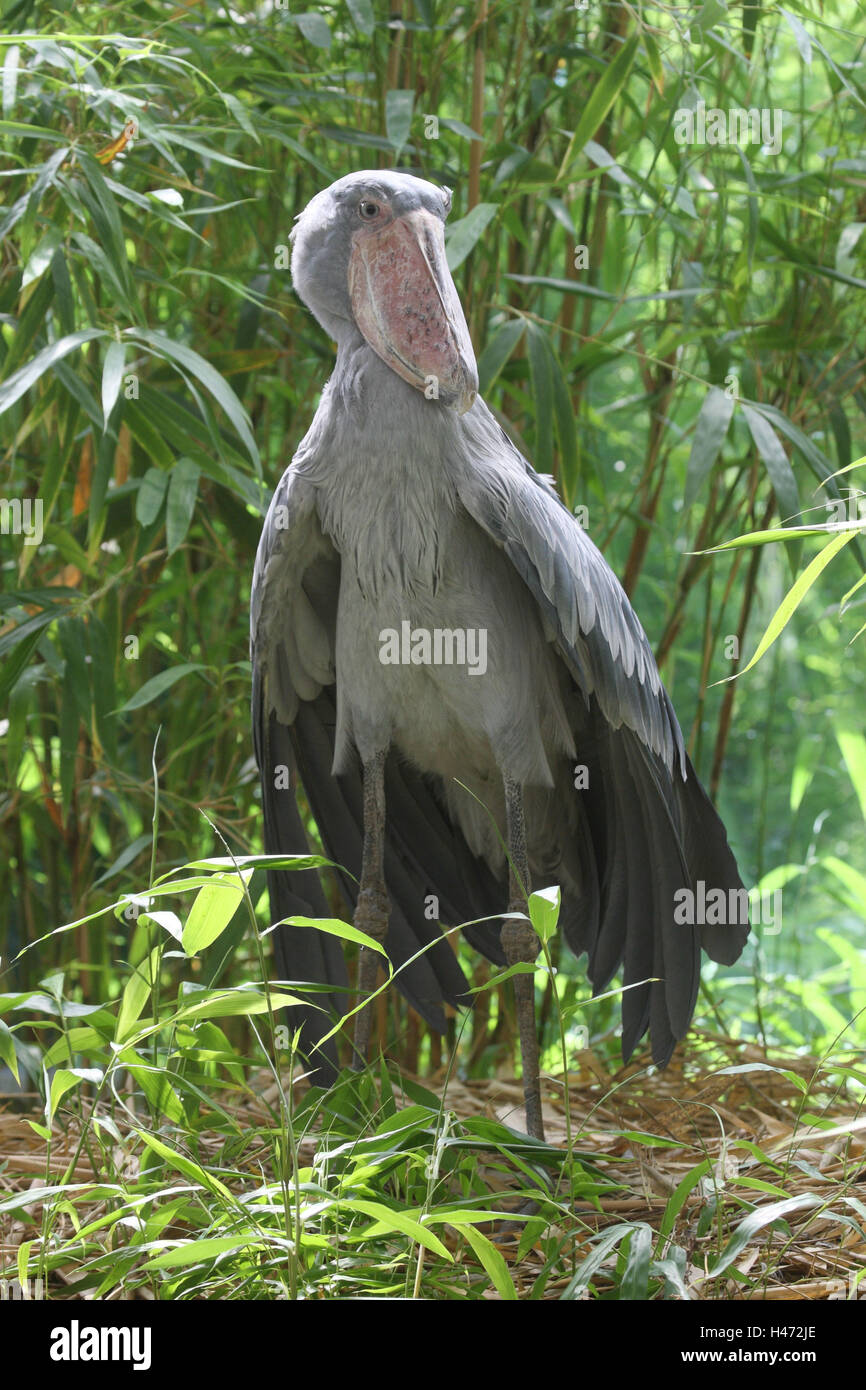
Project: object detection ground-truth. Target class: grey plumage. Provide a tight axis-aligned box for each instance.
[250,170,748,1091]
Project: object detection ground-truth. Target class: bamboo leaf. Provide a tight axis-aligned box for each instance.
[742,0,762,59]
[183,874,252,956]
[295,12,331,48]
[114,662,206,715]
[125,329,259,467]
[445,203,498,271]
[621,1224,653,1300]
[47,1068,100,1125]
[2,44,20,117]
[135,467,168,527]
[21,227,62,289]
[741,402,800,523]
[145,1236,263,1271]
[346,0,375,35]
[173,988,305,1023]
[135,1129,234,1199]
[0,625,47,704]
[708,1195,822,1279]
[0,330,106,417]
[529,885,561,945]
[116,948,160,1043]
[101,340,126,428]
[642,29,664,95]
[781,7,812,65]
[165,456,200,555]
[385,89,414,155]
[280,916,389,956]
[526,321,554,477]
[726,530,857,679]
[344,1200,452,1260]
[836,727,866,821]
[76,150,136,308]
[558,34,640,179]
[0,1019,19,1083]
[743,398,835,485]
[549,341,579,502]
[684,386,735,509]
[460,1225,518,1299]
[477,318,525,393]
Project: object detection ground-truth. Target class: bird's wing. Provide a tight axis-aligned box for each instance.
[456,403,685,770]
[454,401,749,1065]
[251,459,505,1082]
[251,464,348,1081]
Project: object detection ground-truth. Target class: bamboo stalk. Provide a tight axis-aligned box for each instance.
[709,495,775,797]
[468,0,487,211]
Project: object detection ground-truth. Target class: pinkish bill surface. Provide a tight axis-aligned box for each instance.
[348,208,477,413]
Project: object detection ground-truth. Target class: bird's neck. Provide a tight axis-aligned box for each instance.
[330,331,444,431]
[305,332,463,483]
[299,333,462,598]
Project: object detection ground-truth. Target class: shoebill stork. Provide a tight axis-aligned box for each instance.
[250,170,748,1140]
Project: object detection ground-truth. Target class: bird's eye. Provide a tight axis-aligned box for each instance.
[358,200,380,221]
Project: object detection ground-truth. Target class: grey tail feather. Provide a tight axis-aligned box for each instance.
[264,689,508,1061]
[256,670,747,1079]
[552,703,748,1068]
[255,689,348,1086]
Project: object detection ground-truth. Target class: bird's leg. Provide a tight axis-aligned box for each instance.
[501,777,544,1141]
[352,748,390,1068]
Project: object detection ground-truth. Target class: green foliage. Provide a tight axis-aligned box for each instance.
[1,0,865,1255]
[5,879,863,1300]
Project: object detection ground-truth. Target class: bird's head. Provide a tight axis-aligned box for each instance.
[290,170,478,415]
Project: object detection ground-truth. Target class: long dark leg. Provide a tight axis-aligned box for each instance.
[501,777,544,1140]
[352,749,390,1068]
